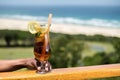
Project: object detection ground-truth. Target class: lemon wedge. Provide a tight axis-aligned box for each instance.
[40,24,49,33]
[28,21,41,34]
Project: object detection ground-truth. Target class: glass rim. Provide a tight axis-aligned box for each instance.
[40,24,51,27]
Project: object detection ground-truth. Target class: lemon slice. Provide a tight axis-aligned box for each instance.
[40,24,49,33]
[28,21,41,34]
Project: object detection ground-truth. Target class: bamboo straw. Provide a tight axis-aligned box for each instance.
[47,14,52,33]
[48,13,52,26]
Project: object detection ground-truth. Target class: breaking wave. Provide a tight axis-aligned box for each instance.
[0,14,120,28]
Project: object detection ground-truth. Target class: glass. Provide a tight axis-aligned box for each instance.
[34,24,52,74]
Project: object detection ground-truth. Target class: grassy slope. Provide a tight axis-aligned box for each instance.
[82,41,115,58]
[0,47,34,59]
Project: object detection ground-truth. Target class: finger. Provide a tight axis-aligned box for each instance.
[31,61,37,69]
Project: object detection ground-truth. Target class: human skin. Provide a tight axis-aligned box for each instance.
[0,58,38,72]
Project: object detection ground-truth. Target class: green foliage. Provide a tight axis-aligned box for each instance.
[50,34,83,68]
[0,30,34,47]
[107,53,120,63]
[0,30,120,69]
[82,52,105,66]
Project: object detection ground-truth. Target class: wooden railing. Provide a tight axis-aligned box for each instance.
[0,64,120,80]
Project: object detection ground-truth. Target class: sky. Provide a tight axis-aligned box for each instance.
[0,0,120,6]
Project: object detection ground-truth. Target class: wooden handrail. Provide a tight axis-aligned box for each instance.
[0,64,120,80]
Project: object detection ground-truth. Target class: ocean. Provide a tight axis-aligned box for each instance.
[0,5,120,28]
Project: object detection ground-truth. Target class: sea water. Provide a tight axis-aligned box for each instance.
[0,5,120,28]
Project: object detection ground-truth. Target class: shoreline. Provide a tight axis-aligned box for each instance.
[0,18,120,37]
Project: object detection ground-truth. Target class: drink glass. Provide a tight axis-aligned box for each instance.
[34,24,52,74]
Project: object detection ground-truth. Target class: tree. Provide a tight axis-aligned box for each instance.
[4,33,12,47]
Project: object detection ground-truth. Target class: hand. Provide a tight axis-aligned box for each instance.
[0,58,51,72]
[24,58,37,70]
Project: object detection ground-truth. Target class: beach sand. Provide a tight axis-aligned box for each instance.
[0,18,120,37]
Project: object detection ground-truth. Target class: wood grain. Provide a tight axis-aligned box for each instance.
[0,64,120,80]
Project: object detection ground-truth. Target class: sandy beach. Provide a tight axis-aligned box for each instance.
[0,18,120,37]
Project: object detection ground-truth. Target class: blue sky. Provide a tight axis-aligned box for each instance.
[0,0,120,6]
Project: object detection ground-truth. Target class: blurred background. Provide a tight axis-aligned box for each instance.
[0,0,120,79]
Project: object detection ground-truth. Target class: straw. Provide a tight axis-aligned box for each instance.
[47,13,52,33]
[48,13,52,26]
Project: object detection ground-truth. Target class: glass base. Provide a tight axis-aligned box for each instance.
[36,61,52,74]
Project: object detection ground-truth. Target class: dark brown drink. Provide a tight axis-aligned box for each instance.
[34,34,51,62]
[33,24,52,74]
[28,14,52,74]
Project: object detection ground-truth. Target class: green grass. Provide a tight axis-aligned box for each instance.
[0,47,34,60]
[81,41,115,58]
[0,39,6,46]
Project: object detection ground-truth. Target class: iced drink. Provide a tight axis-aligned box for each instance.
[28,14,52,73]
